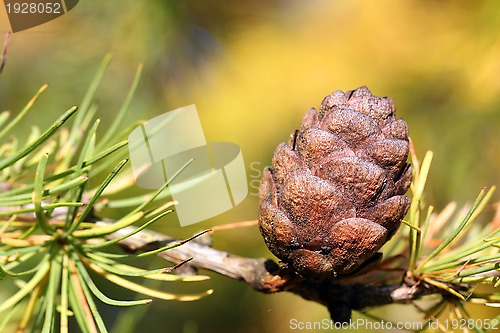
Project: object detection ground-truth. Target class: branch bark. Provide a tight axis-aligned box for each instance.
[1,32,11,76]
[102,221,460,323]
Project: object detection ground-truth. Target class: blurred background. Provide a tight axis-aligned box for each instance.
[1,0,499,332]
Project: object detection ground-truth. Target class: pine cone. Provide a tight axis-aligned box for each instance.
[258,86,412,279]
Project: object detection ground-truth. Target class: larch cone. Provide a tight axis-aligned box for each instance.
[258,86,412,279]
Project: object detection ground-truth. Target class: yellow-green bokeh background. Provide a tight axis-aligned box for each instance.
[1,1,499,332]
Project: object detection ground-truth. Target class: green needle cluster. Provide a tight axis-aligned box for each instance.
[0,57,212,333]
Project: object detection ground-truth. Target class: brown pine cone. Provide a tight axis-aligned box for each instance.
[258,86,412,279]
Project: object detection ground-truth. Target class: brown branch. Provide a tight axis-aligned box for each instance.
[1,32,11,76]
[102,221,465,323]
